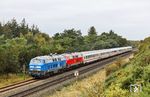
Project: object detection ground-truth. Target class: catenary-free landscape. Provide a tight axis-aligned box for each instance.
[0,0,150,97]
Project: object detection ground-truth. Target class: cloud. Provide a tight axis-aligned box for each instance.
[0,0,150,40]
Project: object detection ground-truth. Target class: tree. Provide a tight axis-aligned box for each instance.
[33,33,46,46]
[31,24,40,34]
[53,33,61,40]
[0,22,3,35]
[53,29,84,52]
[2,22,12,38]
[0,35,5,45]
[24,32,34,44]
[19,18,28,35]
[88,26,97,36]
[10,18,19,37]
[84,26,98,50]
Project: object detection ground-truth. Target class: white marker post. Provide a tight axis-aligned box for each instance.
[74,71,79,78]
[74,71,79,84]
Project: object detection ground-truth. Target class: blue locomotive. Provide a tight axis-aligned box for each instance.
[29,55,66,77]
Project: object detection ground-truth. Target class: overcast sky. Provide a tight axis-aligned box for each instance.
[0,0,150,40]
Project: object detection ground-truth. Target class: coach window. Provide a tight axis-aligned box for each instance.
[70,56,73,59]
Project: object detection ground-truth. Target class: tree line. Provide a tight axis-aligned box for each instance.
[0,18,130,75]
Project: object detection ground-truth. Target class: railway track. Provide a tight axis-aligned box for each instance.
[8,52,132,97]
[0,79,38,93]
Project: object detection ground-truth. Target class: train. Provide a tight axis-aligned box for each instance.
[29,46,132,78]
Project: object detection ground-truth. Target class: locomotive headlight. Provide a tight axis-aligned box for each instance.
[30,66,41,68]
[30,66,34,68]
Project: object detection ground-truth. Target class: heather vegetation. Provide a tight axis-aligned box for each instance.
[0,18,130,75]
[104,37,150,97]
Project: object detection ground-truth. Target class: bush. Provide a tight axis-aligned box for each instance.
[105,84,129,97]
[106,63,119,76]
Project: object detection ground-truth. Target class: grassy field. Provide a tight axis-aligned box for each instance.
[0,73,31,88]
[48,69,106,97]
[47,55,133,97]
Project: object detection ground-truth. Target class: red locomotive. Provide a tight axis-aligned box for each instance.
[63,53,83,68]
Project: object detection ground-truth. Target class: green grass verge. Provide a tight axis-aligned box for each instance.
[0,73,31,88]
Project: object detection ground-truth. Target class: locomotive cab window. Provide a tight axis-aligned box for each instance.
[31,59,42,64]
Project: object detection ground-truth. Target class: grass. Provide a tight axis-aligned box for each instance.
[48,69,106,97]
[0,73,31,88]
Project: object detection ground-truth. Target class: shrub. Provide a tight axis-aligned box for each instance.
[106,63,119,76]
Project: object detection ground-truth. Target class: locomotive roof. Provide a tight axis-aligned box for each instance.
[32,55,65,60]
[81,46,132,56]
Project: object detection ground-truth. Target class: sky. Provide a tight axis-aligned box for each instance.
[0,0,150,40]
